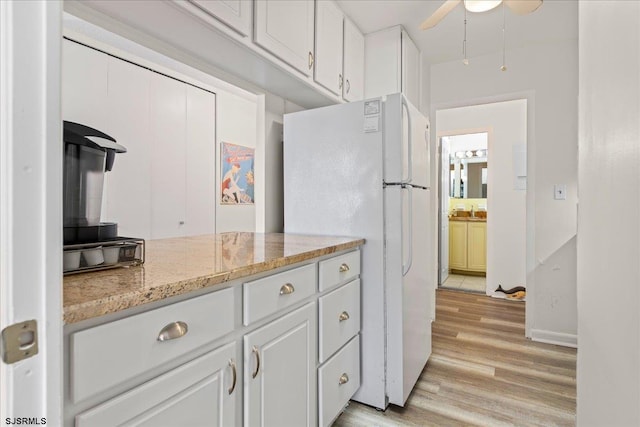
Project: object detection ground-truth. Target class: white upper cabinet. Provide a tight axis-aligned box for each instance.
[342,17,364,102]
[188,0,252,37]
[254,0,315,76]
[401,29,420,109]
[364,25,421,109]
[314,0,344,96]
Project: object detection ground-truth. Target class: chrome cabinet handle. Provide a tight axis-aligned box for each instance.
[339,311,350,322]
[228,359,237,395]
[279,283,295,295]
[339,263,350,273]
[308,52,314,69]
[157,321,188,342]
[346,79,351,94]
[252,346,260,378]
[339,373,349,385]
[339,74,343,89]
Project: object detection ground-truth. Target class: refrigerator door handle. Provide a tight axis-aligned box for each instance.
[401,95,413,184]
[402,185,414,276]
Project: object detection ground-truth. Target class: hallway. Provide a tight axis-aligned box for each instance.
[334,289,577,426]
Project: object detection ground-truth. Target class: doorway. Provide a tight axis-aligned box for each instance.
[435,100,527,300]
[439,132,488,293]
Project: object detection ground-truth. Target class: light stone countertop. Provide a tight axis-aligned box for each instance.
[63,233,364,324]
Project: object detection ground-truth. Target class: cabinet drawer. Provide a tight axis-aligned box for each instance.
[243,263,316,325]
[318,335,360,427]
[319,250,360,291]
[319,279,360,362]
[70,288,234,403]
[76,342,237,427]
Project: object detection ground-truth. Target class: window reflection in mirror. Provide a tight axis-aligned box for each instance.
[445,133,488,199]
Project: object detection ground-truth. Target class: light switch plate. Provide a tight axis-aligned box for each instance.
[554,184,567,200]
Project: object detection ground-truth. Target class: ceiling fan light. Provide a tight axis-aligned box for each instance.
[464,0,502,13]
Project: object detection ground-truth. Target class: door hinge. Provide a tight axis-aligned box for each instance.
[1,319,38,364]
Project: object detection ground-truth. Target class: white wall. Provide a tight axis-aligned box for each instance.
[437,100,527,296]
[430,34,578,345]
[216,91,258,232]
[578,2,640,424]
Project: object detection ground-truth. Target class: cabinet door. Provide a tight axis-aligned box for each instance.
[467,222,487,272]
[76,343,238,427]
[342,18,364,102]
[189,0,252,36]
[314,0,343,95]
[103,56,152,239]
[150,73,187,239]
[254,0,315,76]
[244,303,316,427]
[401,29,420,109]
[363,26,401,99]
[185,85,216,237]
[448,221,467,270]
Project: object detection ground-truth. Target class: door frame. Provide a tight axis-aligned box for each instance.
[0,0,63,424]
[432,91,535,338]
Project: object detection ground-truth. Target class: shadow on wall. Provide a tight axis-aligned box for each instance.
[530,235,577,345]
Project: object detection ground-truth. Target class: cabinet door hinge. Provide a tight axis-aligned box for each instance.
[1,319,38,364]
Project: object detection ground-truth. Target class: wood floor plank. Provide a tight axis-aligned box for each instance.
[333,289,576,426]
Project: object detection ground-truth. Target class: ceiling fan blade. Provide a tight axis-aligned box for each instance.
[420,0,462,30]
[504,0,543,15]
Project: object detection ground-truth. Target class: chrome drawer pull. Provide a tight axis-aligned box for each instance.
[279,283,295,295]
[339,373,349,385]
[252,346,260,378]
[339,263,350,273]
[308,51,314,69]
[157,321,188,342]
[228,359,237,395]
[339,311,350,322]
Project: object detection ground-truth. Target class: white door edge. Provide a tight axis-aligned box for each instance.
[0,1,63,424]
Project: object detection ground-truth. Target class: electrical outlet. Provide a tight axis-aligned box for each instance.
[554,184,567,200]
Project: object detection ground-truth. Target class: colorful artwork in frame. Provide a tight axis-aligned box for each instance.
[221,142,255,204]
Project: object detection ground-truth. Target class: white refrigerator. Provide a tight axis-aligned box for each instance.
[284,93,436,409]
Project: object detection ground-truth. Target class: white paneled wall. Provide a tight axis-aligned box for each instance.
[62,39,217,240]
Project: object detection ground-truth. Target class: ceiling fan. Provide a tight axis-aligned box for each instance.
[420,0,543,30]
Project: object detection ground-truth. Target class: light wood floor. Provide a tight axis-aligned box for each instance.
[334,289,577,427]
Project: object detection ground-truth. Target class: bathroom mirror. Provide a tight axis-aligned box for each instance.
[450,157,487,198]
[445,132,488,199]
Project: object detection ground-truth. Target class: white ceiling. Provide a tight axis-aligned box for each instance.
[337,0,578,65]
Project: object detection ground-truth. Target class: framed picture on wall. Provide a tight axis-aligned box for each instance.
[221,142,255,204]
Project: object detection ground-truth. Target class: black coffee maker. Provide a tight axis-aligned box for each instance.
[63,121,126,244]
[62,121,144,274]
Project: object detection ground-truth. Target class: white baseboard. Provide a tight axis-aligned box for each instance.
[530,329,577,348]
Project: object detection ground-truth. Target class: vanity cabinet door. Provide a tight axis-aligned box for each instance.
[75,343,238,427]
[467,222,487,271]
[448,221,468,270]
[244,302,316,427]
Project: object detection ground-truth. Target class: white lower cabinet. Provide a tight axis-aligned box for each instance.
[244,302,317,427]
[66,249,362,427]
[318,335,360,427]
[75,342,237,427]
